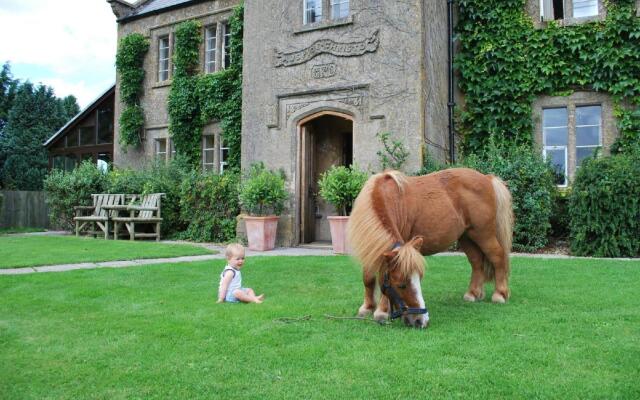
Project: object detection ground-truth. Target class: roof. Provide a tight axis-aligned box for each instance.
[119,0,210,22]
[43,84,115,148]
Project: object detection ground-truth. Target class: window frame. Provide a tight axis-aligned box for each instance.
[202,135,216,172]
[219,139,229,174]
[205,24,218,74]
[539,0,602,23]
[158,35,171,82]
[222,22,232,69]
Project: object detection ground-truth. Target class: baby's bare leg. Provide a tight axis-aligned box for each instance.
[233,289,263,303]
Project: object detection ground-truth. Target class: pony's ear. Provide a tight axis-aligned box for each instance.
[409,236,424,250]
[382,248,399,262]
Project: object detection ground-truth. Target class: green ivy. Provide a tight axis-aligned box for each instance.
[115,33,149,147]
[169,4,244,170]
[456,0,640,154]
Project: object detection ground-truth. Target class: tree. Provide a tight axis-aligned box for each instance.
[0,81,79,190]
[0,62,19,134]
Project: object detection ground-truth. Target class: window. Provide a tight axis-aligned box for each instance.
[53,156,65,170]
[97,107,113,144]
[97,153,111,173]
[67,129,79,147]
[79,126,95,146]
[158,36,170,81]
[65,155,78,171]
[540,0,599,21]
[573,0,598,18]
[575,105,601,166]
[222,23,232,69]
[203,136,216,171]
[205,25,217,73]
[220,139,229,173]
[330,0,349,19]
[155,138,168,161]
[304,0,323,24]
[542,105,602,186]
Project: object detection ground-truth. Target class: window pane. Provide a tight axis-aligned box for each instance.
[80,126,95,146]
[304,0,323,24]
[159,36,170,81]
[573,0,598,18]
[53,156,65,170]
[156,139,167,156]
[543,107,567,127]
[205,26,217,73]
[331,0,349,19]
[223,23,231,69]
[576,126,600,146]
[576,105,601,125]
[204,136,215,148]
[204,149,214,164]
[576,147,598,166]
[544,127,568,146]
[67,130,79,147]
[65,155,77,171]
[545,148,567,186]
[98,107,113,144]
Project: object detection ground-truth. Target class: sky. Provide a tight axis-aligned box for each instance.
[0,0,121,109]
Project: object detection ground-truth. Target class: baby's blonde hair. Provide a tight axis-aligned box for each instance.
[225,243,245,259]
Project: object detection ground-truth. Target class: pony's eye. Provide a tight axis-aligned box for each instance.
[397,283,407,290]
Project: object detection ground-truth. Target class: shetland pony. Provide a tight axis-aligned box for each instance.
[347,168,513,328]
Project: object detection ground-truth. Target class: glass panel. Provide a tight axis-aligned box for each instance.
[576,105,601,125]
[546,148,567,186]
[205,26,217,73]
[573,0,598,18]
[65,155,77,171]
[576,126,600,146]
[53,156,65,170]
[156,139,167,158]
[223,23,231,69]
[544,127,568,146]
[331,0,349,19]
[543,107,567,127]
[304,0,323,24]
[67,129,79,147]
[159,36,170,81]
[576,147,598,166]
[98,107,113,144]
[204,150,214,164]
[79,126,95,146]
[204,136,215,148]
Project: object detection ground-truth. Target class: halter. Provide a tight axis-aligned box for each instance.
[381,242,428,320]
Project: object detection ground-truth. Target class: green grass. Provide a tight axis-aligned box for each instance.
[1,256,639,399]
[0,227,46,235]
[0,236,214,269]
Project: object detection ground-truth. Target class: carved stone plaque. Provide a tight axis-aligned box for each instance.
[311,63,337,79]
[275,30,379,68]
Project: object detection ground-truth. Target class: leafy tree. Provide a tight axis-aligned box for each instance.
[0,82,78,190]
[0,62,19,134]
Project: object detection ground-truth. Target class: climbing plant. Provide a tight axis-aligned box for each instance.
[168,4,244,170]
[456,0,640,154]
[115,33,149,147]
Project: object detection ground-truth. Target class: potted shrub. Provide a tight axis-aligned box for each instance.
[318,165,368,254]
[239,163,288,251]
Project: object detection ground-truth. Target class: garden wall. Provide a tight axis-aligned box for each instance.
[0,191,50,229]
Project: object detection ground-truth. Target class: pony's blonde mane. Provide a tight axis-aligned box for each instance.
[348,170,421,275]
[393,243,426,278]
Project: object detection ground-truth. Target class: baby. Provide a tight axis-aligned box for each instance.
[217,243,264,304]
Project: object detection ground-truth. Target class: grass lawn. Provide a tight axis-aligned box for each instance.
[1,255,639,399]
[0,236,214,269]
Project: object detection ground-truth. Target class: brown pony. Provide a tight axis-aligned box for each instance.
[347,168,513,328]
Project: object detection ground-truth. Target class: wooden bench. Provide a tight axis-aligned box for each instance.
[74,194,126,240]
[110,193,165,241]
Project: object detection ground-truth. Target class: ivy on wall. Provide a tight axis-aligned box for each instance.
[456,0,640,154]
[168,4,244,170]
[115,33,149,147]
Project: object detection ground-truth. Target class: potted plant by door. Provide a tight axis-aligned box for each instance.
[318,165,368,254]
[239,163,288,251]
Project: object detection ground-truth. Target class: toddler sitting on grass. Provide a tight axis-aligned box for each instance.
[217,243,264,304]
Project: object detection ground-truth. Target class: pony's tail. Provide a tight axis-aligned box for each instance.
[483,176,514,280]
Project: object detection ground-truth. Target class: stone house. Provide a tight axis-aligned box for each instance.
[106,0,635,245]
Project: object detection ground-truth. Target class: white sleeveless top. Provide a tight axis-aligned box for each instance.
[219,266,241,294]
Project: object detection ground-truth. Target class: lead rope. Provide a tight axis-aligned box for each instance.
[273,314,389,325]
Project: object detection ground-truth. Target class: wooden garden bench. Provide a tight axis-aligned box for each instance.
[109,193,165,241]
[74,193,126,240]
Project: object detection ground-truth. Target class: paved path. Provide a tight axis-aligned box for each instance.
[1,232,636,276]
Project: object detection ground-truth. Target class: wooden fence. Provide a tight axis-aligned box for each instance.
[0,191,50,229]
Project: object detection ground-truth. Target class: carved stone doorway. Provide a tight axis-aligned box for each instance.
[299,112,353,244]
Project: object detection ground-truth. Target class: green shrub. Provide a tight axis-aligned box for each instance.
[376,132,409,171]
[239,163,287,216]
[568,152,640,257]
[179,171,240,242]
[464,142,556,252]
[43,160,108,230]
[318,165,368,216]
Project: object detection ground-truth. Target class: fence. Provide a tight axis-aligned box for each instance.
[0,191,50,229]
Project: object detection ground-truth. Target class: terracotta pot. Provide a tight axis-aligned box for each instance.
[244,215,279,251]
[327,215,350,254]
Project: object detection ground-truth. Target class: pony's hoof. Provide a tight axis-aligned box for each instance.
[491,292,506,304]
[463,292,477,302]
[357,306,374,318]
[373,310,389,323]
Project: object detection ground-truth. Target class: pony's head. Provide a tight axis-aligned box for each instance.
[381,236,429,328]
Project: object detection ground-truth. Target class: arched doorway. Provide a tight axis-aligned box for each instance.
[298,112,353,244]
